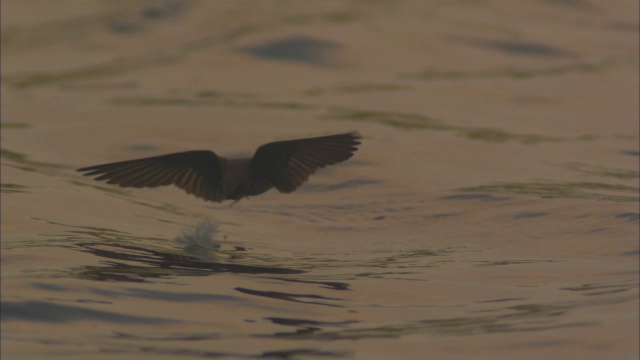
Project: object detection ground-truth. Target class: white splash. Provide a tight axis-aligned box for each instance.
[175,218,221,253]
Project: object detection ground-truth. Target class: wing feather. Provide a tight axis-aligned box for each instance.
[77,150,225,202]
[249,132,361,193]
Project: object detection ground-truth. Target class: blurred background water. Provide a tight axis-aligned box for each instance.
[1,1,638,359]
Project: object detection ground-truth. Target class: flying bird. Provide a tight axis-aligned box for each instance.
[77,132,361,203]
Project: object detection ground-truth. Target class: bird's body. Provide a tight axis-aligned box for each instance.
[218,157,273,200]
[220,158,254,200]
[77,132,361,203]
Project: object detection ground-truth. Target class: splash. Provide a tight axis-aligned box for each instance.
[175,218,221,255]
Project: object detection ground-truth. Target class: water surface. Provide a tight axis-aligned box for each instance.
[2,1,638,359]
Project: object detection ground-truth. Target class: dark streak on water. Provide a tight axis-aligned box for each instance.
[1,300,176,324]
[74,242,303,283]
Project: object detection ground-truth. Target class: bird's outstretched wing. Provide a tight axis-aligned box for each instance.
[77,151,225,202]
[249,132,361,193]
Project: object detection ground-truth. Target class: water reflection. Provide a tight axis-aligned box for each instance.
[2,300,176,324]
[109,0,191,34]
[102,345,351,359]
[452,36,574,57]
[458,181,639,202]
[257,294,635,341]
[73,241,303,283]
[235,287,344,308]
[241,35,345,67]
[323,108,574,143]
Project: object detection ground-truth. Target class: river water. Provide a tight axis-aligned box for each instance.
[2,1,638,359]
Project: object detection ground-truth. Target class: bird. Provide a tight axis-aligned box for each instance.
[77,132,361,203]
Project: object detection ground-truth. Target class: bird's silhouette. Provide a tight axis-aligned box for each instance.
[77,132,361,203]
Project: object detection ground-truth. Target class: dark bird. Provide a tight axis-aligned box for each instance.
[77,132,361,203]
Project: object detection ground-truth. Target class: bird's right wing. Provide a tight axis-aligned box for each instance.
[77,151,225,202]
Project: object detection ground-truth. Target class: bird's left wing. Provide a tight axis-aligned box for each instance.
[249,132,361,193]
